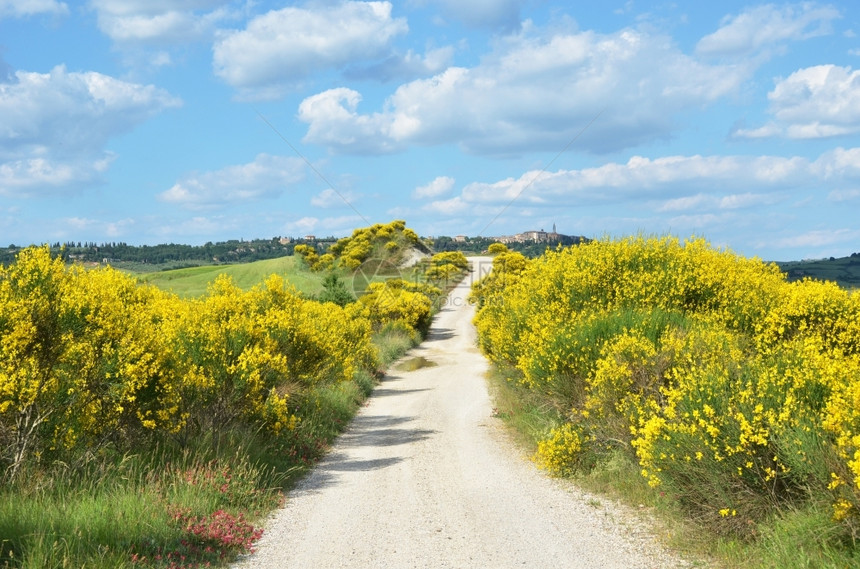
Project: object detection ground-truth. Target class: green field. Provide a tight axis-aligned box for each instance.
[132,256,327,298]
[131,254,425,298]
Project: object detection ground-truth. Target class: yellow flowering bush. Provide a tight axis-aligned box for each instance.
[534,422,592,477]
[424,251,469,285]
[359,279,436,336]
[470,250,530,361]
[0,246,381,480]
[0,247,185,477]
[327,220,423,270]
[473,235,860,536]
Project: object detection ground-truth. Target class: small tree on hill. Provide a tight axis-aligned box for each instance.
[318,273,355,307]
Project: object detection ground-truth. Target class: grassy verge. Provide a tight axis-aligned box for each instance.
[484,362,860,569]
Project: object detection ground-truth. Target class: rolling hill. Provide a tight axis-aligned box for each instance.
[132,256,326,298]
[778,253,860,289]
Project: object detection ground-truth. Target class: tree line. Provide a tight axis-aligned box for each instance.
[0,238,335,269]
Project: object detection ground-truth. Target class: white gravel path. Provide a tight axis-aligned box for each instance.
[234,258,692,569]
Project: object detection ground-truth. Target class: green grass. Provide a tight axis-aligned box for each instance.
[131,256,327,298]
[131,255,432,299]
[0,446,283,569]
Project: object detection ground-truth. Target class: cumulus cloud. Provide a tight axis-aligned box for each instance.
[0,65,181,196]
[298,25,753,155]
[0,0,68,19]
[413,175,455,199]
[158,153,305,210]
[460,154,812,206]
[811,146,860,178]
[90,0,230,44]
[213,1,408,100]
[707,63,860,141]
[696,3,840,57]
[770,65,860,138]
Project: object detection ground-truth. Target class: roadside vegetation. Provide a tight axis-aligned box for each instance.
[0,221,468,569]
[472,239,860,568]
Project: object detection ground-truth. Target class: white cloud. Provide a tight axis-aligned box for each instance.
[64,216,98,230]
[413,175,455,199]
[298,88,402,154]
[696,3,840,57]
[285,216,319,234]
[811,147,860,178]
[659,192,780,212]
[284,215,364,236]
[105,218,135,237]
[0,65,180,196]
[731,122,783,139]
[158,153,305,210]
[423,148,860,249]
[771,228,860,249]
[90,0,230,44]
[0,65,181,157]
[423,195,467,215]
[310,188,361,209]
[0,155,116,197]
[25,215,136,242]
[460,154,810,206]
[828,188,860,201]
[298,25,753,155]
[771,65,860,139]
[213,1,408,100]
[733,65,860,140]
[0,0,68,18]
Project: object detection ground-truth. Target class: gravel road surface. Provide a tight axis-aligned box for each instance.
[234,258,691,569]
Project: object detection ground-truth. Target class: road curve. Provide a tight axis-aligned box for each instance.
[234,258,690,569]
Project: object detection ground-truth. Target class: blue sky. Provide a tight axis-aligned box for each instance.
[1,0,859,261]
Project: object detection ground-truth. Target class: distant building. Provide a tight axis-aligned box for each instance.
[494,223,568,244]
[304,235,316,241]
[453,235,468,242]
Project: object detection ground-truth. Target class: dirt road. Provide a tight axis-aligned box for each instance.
[234,258,689,568]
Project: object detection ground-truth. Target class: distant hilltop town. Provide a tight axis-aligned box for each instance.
[494,223,567,244]
[451,223,575,245]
